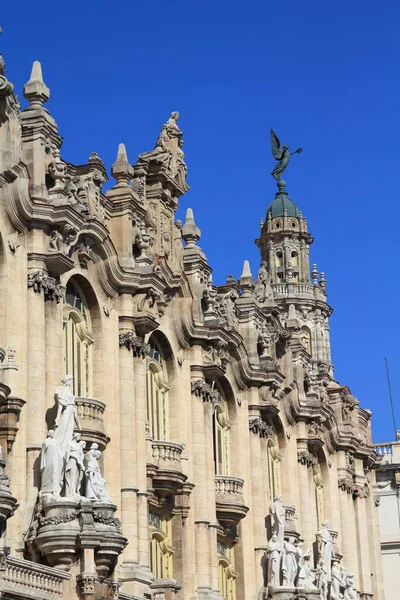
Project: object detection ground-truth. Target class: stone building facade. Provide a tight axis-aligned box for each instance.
[0,40,384,600]
[374,435,400,600]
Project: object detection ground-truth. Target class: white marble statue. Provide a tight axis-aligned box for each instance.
[85,449,111,502]
[40,430,63,495]
[343,572,357,600]
[282,536,298,587]
[65,433,85,497]
[267,534,282,587]
[318,521,333,582]
[269,495,285,546]
[54,375,81,458]
[297,549,318,590]
[330,561,344,600]
[316,559,328,600]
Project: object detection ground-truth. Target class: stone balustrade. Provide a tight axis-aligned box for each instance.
[215,475,244,496]
[75,396,108,450]
[272,283,315,299]
[151,440,184,463]
[373,442,400,466]
[215,475,248,526]
[0,555,70,599]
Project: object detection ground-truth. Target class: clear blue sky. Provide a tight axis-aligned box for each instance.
[2,1,399,442]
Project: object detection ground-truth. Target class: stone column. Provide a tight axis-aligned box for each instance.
[204,399,219,594]
[26,270,48,513]
[133,342,150,575]
[191,375,212,596]
[119,324,138,566]
[296,435,312,548]
[249,422,266,591]
[354,479,373,595]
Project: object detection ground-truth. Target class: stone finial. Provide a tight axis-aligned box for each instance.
[111,143,134,186]
[239,260,254,297]
[181,208,201,248]
[23,61,50,108]
[319,272,327,290]
[311,263,319,283]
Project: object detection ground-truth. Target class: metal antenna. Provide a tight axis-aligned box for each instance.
[385,357,397,439]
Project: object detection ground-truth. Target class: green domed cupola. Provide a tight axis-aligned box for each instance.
[266,180,300,219]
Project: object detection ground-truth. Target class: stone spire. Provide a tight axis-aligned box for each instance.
[112,143,134,186]
[23,61,50,108]
[182,208,201,248]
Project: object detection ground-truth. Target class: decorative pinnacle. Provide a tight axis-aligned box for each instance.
[112,143,134,186]
[311,263,319,283]
[319,272,327,290]
[182,208,201,248]
[23,60,50,108]
[241,260,252,279]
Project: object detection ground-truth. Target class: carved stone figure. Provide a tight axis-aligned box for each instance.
[54,375,81,459]
[282,536,298,586]
[48,149,67,190]
[316,559,328,600]
[40,430,63,495]
[270,129,303,182]
[269,495,285,546]
[85,449,111,502]
[318,521,333,582]
[297,549,317,590]
[330,561,344,600]
[65,434,85,497]
[254,262,273,303]
[267,534,282,587]
[343,572,357,600]
[221,289,238,327]
[49,225,78,255]
[258,324,272,358]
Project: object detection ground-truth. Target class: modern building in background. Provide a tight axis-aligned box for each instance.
[374,434,400,600]
[0,39,384,600]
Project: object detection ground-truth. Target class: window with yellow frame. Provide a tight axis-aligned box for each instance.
[148,511,173,580]
[213,389,230,476]
[146,338,170,440]
[217,540,237,600]
[63,280,93,397]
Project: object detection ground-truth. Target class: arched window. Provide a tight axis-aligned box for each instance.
[301,327,312,355]
[267,426,281,500]
[213,389,230,476]
[63,280,93,397]
[291,250,298,267]
[218,540,237,600]
[149,511,173,579]
[146,337,169,440]
[275,250,283,268]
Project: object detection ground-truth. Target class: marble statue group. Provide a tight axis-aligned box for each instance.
[40,376,110,502]
[267,497,357,600]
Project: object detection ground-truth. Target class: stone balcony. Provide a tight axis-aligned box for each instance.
[147,440,187,499]
[75,396,109,450]
[0,552,70,600]
[215,475,248,527]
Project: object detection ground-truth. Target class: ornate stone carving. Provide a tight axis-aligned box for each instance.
[134,221,154,264]
[297,451,317,468]
[269,495,285,546]
[118,332,149,358]
[190,379,217,403]
[338,477,354,494]
[48,224,78,256]
[345,451,355,473]
[76,573,97,596]
[84,447,111,502]
[248,417,273,439]
[266,534,282,587]
[254,261,273,304]
[27,271,66,303]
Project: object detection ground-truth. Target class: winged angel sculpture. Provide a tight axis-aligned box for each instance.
[270,129,303,181]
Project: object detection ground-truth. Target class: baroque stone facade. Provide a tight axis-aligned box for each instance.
[0,38,384,600]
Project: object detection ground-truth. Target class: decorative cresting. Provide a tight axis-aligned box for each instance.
[190,379,217,403]
[0,548,70,600]
[27,271,65,303]
[248,416,273,438]
[215,475,248,527]
[118,331,149,358]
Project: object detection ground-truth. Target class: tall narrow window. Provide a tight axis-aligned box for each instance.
[267,427,281,500]
[213,390,230,476]
[218,540,237,600]
[301,327,312,355]
[313,459,325,527]
[146,338,169,440]
[149,511,173,579]
[63,280,93,397]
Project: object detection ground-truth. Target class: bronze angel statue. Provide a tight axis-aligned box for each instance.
[270,129,303,181]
